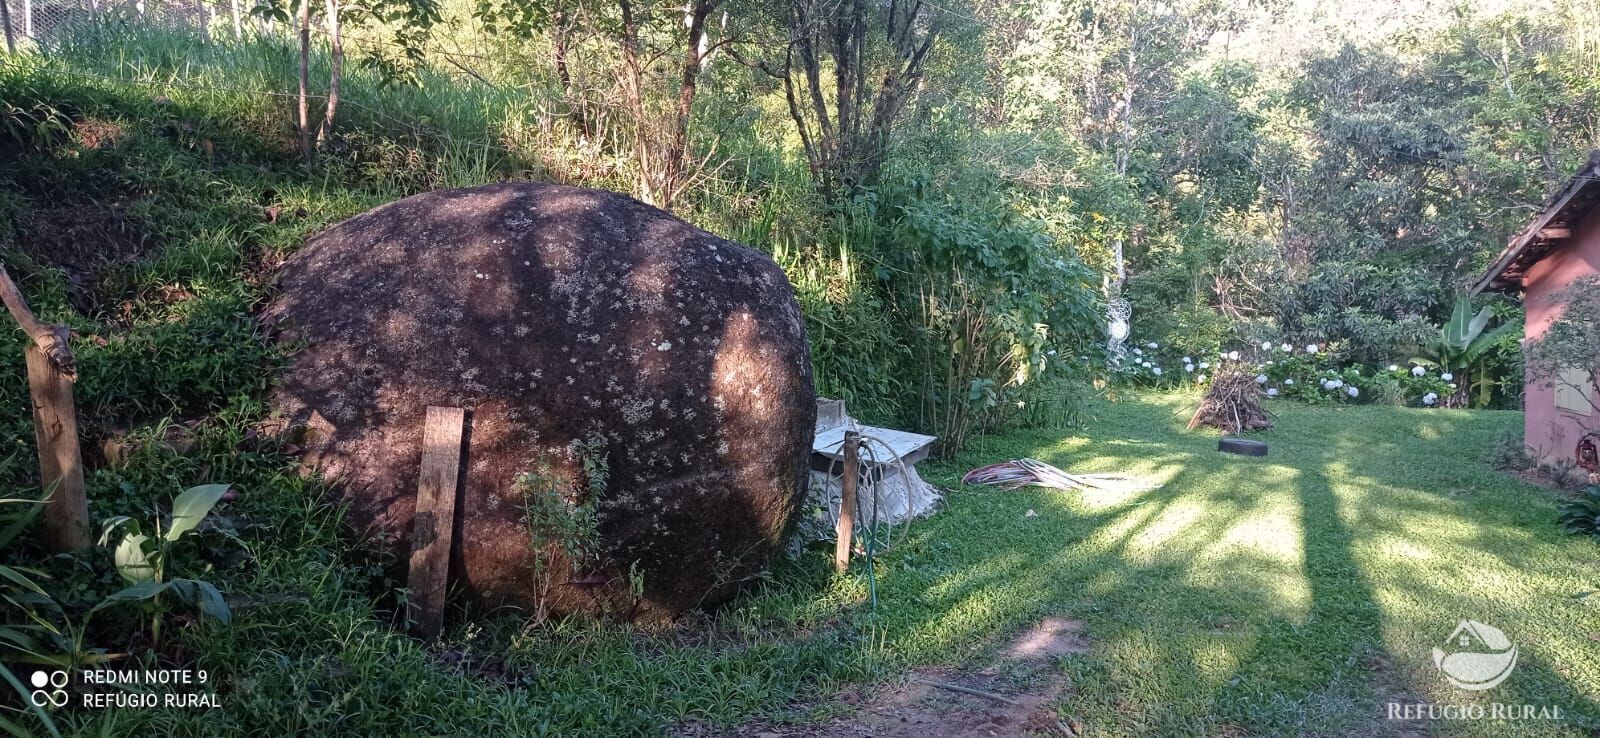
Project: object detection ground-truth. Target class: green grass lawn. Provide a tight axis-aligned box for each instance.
[77,392,1600,737]
[891,393,1600,737]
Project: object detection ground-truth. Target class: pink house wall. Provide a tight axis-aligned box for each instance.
[1521,207,1600,463]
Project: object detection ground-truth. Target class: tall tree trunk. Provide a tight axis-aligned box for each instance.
[1,0,16,54]
[551,1,591,136]
[23,0,32,40]
[781,0,937,199]
[229,0,241,39]
[317,0,342,146]
[617,0,653,205]
[658,0,714,211]
[197,0,212,43]
[552,1,572,95]
[296,0,312,159]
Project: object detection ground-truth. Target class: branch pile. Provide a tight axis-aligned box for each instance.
[962,458,1159,494]
[1188,369,1271,433]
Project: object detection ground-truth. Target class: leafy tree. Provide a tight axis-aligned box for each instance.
[1526,276,1600,419]
[767,0,943,198]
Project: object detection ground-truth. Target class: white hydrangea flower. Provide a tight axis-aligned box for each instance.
[1227,350,1241,361]
[1284,378,1295,386]
[1133,348,1143,355]
[1184,363,1195,372]
[1411,366,1425,377]
[1388,364,1399,372]
[1182,356,1192,364]
[1280,342,1293,352]
[1142,360,1152,368]
[1448,383,1457,390]
[1266,387,1279,397]
[1265,360,1275,366]
[1147,342,1159,349]
[1199,361,1210,369]
[1305,344,1319,354]
[1196,374,1208,383]
[1152,367,1162,376]
[1047,350,1057,356]
[1255,374,1268,384]
[1346,386,1359,398]
[1262,341,1274,351]
[1441,372,1454,381]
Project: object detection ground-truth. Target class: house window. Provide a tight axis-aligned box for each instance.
[1555,367,1596,414]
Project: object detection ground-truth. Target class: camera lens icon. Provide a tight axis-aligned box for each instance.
[28,670,68,708]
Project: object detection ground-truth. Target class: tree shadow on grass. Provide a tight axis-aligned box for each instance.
[866,414,1600,736]
[875,455,1332,733]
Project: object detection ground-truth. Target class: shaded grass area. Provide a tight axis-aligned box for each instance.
[54,393,1600,737]
[893,394,1600,737]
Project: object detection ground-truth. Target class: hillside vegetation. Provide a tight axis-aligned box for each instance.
[2,0,1599,734]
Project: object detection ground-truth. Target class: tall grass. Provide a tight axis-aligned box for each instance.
[30,17,649,193]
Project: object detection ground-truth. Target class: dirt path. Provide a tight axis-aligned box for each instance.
[682,617,1088,738]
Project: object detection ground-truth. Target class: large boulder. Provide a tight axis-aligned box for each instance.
[264,183,816,621]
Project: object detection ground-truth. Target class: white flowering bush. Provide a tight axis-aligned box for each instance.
[1113,335,1461,407]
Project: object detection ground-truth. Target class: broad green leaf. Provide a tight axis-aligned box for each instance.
[0,626,53,659]
[1466,306,1493,341]
[98,515,134,544]
[164,580,231,625]
[190,580,231,625]
[166,579,197,610]
[165,484,230,542]
[0,565,45,596]
[95,581,170,611]
[1462,322,1518,364]
[114,534,154,584]
[1443,298,1475,346]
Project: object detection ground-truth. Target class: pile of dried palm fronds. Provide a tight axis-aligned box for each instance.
[1188,369,1272,433]
[962,458,1159,493]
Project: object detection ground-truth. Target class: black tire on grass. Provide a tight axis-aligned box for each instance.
[1219,437,1269,457]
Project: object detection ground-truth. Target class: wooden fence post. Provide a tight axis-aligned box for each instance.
[408,406,465,638]
[25,344,88,551]
[834,431,860,573]
[1,266,87,552]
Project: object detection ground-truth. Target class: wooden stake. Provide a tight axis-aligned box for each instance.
[1,266,86,552]
[25,344,88,552]
[834,430,860,573]
[408,406,464,638]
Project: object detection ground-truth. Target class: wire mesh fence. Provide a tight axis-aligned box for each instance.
[0,0,259,50]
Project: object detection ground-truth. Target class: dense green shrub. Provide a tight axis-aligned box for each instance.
[1486,430,1534,471]
[868,162,1101,450]
[1559,486,1600,538]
